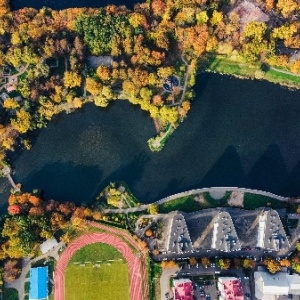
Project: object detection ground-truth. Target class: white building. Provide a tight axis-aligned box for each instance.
[254,271,300,299]
[287,274,300,295]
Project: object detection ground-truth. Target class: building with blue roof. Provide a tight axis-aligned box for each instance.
[29,266,48,300]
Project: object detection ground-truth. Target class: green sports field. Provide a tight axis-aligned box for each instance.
[65,243,130,300]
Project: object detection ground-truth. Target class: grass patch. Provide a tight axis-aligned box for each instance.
[158,192,232,213]
[25,281,30,293]
[65,262,130,300]
[202,191,231,207]
[154,278,161,300]
[159,196,203,213]
[18,71,28,81]
[243,193,287,210]
[265,69,300,86]
[206,54,300,88]
[3,288,19,300]
[207,56,257,77]
[70,243,123,263]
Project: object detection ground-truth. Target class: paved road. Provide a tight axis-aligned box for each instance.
[160,266,180,300]
[5,241,65,300]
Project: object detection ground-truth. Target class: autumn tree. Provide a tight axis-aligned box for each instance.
[233,258,241,269]
[291,60,300,74]
[152,249,159,255]
[148,204,159,215]
[189,257,197,266]
[3,98,19,110]
[7,205,21,215]
[106,188,122,208]
[86,77,102,96]
[280,258,291,268]
[264,258,281,274]
[217,258,231,270]
[151,0,166,16]
[241,21,269,62]
[201,257,210,268]
[145,229,153,237]
[96,66,111,82]
[3,260,21,282]
[58,202,75,217]
[11,108,31,134]
[243,21,267,43]
[276,0,298,18]
[210,11,223,27]
[63,71,82,88]
[242,258,256,269]
[161,260,178,268]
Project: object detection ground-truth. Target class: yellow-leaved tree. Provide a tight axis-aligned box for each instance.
[11,108,31,133]
[3,98,19,110]
[63,71,82,88]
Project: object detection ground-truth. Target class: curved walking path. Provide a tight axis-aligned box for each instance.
[104,186,300,214]
[54,224,149,300]
[270,66,300,78]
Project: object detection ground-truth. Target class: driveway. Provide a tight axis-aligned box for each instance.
[160,266,180,300]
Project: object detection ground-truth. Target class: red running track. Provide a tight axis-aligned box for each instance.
[54,232,146,300]
[87,221,149,299]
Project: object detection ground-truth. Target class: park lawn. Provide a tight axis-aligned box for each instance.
[158,196,204,213]
[207,55,300,88]
[243,193,287,210]
[65,262,130,300]
[207,55,257,77]
[265,68,300,86]
[158,192,231,213]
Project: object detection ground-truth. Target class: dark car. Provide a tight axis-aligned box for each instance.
[206,295,211,300]
[200,290,205,296]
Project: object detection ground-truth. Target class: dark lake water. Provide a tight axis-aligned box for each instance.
[1,73,300,210]
[11,0,135,10]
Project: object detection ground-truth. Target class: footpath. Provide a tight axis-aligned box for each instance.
[103,187,300,214]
